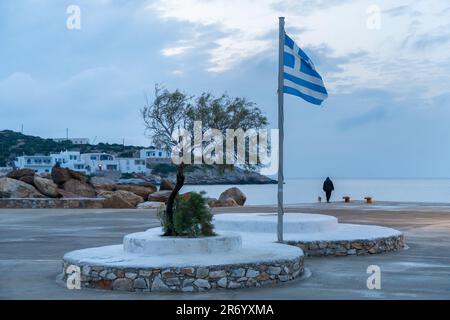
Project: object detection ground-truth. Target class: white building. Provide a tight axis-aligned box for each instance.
[50,151,87,173]
[140,147,171,163]
[80,153,119,174]
[13,148,157,175]
[117,158,149,174]
[14,155,53,174]
[53,138,90,145]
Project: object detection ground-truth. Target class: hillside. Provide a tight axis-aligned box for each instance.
[0,130,143,166]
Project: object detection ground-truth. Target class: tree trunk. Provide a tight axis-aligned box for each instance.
[164,163,185,236]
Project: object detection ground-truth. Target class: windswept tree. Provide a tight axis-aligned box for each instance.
[142,85,268,236]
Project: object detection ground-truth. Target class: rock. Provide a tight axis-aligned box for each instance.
[115,184,156,199]
[7,169,35,180]
[180,267,195,276]
[18,175,36,186]
[0,177,45,198]
[159,178,174,191]
[125,272,137,279]
[62,179,96,198]
[147,190,172,203]
[246,269,259,278]
[51,167,73,185]
[231,268,246,277]
[99,191,135,209]
[208,198,238,207]
[267,266,282,275]
[196,267,209,278]
[133,278,147,289]
[0,191,11,198]
[209,270,226,278]
[56,188,80,198]
[118,178,156,187]
[217,277,227,288]
[51,166,88,185]
[90,176,116,191]
[33,176,60,198]
[113,190,143,206]
[182,286,194,292]
[165,277,180,286]
[194,279,211,289]
[219,187,246,206]
[227,281,241,289]
[136,201,165,209]
[151,276,170,292]
[112,278,132,291]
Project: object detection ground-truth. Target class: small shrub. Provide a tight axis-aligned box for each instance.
[158,192,215,237]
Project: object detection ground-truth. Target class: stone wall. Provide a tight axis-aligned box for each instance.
[286,234,405,257]
[61,257,304,292]
[0,198,104,209]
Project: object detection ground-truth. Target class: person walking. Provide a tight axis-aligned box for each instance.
[323,177,334,203]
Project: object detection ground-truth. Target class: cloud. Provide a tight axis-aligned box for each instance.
[161,45,193,56]
[149,0,450,100]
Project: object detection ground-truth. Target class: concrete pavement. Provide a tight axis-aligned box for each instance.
[0,204,449,299]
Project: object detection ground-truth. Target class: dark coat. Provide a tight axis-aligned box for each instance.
[323,178,334,192]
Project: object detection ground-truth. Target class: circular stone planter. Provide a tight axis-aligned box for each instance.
[60,228,304,292]
[213,213,405,257]
[124,231,241,255]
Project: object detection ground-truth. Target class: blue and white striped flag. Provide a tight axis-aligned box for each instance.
[283,33,328,105]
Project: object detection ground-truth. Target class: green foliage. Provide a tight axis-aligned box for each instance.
[173,192,215,237]
[158,192,215,237]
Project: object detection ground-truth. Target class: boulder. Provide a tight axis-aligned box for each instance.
[159,178,174,191]
[7,169,35,180]
[0,191,11,198]
[51,167,72,185]
[0,177,45,198]
[62,179,96,198]
[137,201,166,209]
[33,176,60,198]
[57,188,80,198]
[90,176,116,191]
[115,185,156,199]
[218,187,246,206]
[51,166,89,185]
[208,198,239,208]
[113,190,144,207]
[98,190,143,208]
[117,178,156,187]
[102,194,135,209]
[147,190,172,203]
[18,175,36,186]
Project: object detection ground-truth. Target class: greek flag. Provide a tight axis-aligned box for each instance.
[283,33,328,105]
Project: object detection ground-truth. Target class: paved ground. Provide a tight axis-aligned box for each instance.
[1,202,449,300]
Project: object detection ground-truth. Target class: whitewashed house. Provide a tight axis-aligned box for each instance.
[50,151,87,173]
[140,147,171,164]
[14,155,53,174]
[80,153,119,174]
[117,158,149,174]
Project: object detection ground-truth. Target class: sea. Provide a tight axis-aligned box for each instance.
[180,178,450,205]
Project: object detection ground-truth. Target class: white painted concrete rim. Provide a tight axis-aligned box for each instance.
[123,229,242,255]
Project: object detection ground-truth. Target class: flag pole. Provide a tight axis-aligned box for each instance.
[277,17,285,243]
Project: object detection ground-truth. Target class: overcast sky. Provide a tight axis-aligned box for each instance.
[1,0,450,178]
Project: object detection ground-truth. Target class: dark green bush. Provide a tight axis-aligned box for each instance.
[158,192,215,237]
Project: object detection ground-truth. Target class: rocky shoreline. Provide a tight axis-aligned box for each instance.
[0,167,252,209]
